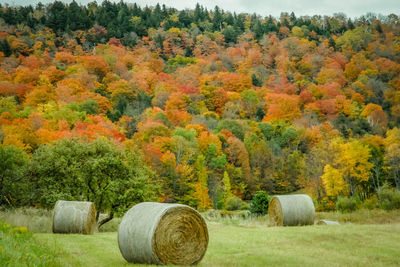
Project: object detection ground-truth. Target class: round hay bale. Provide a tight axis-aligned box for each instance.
[118,202,208,265]
[317,220,340,225]
[52,200,97,234]
[268,194,315,226]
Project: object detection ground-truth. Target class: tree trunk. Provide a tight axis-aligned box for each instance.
[394,171,400,191]
[347,175,355,196]
[372,167,381,197]
[97,211,114,229]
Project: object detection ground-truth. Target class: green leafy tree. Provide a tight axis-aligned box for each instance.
[223,25,238,43]
[29,138,156,228]
[249,191,270,215]
[216,119,245,140]
[335,26,372,52]
[222,171,233,207]
[0,145,29,207]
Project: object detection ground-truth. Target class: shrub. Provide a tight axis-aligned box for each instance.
[378,185,400,210]
[240,201,250,210]
[249,191,270,215]
[361,195,378,210]
[0,221,60,265]
[316,197,336,212]
[336,196,358,213]
[225,196,244,211]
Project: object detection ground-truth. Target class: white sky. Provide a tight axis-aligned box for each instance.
[1,0,399,18]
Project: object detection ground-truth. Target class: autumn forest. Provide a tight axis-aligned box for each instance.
[1,1,400,216]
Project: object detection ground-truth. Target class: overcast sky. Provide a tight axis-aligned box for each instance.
[1,0,399,18]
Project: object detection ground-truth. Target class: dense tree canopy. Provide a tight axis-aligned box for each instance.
[0,1,400,212]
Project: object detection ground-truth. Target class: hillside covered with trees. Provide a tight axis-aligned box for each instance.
[1,1,400,215]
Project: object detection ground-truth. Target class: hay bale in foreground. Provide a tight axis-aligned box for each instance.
[118,202,208,265]
[317,220,340,225]
[52,200,97,234]
[268,194,315,226]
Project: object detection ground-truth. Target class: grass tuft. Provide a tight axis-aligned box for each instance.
[0,221,61,266]
[202,210,269,227]
[0,207,53,233]
[316,209,400,224]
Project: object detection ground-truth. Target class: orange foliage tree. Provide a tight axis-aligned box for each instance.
[263,93,301,122]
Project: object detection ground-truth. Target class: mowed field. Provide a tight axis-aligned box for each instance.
[35,222,400,267]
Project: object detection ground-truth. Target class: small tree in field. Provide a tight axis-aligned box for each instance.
[250,191,270,215]
[29,138,157,228]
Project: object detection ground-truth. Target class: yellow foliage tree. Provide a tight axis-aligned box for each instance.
[384,128,400,190]
[222,171,233,205]
[337,140,373,195]
[109,79,136,105]
[193,155,211,211]
[321,164,348,197]
[361,103,388,131]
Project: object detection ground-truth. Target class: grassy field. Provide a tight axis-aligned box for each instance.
[0,221,61,266]
[2,209,400,266]
[34,222,400,267]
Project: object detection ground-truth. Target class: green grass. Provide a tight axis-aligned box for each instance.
[35,232,129,267]
[34,222,400,267]
[203,223,400,267]
[0,221,61,266]
[3,208,400,266]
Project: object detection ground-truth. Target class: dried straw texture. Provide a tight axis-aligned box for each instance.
[52,200,97,234]
[269,194,315,226]
[118,202,208,265]
[317,220,340,225]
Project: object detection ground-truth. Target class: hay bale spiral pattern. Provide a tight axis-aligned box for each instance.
[118,202,208,265]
